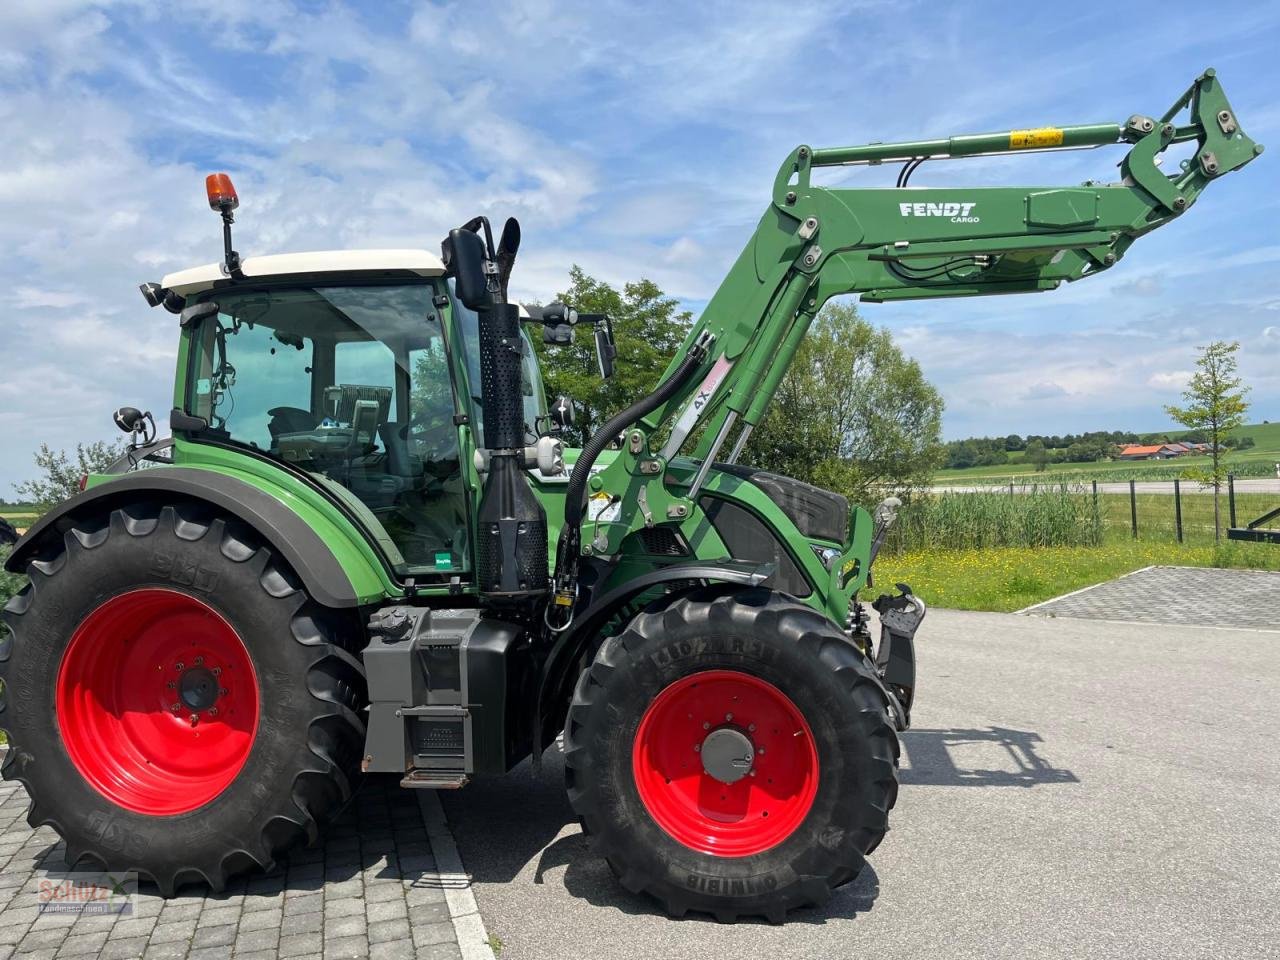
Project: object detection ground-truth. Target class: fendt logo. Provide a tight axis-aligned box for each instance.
[898,201,980,223]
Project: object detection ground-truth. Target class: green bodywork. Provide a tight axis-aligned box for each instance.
[80,69,1259,630]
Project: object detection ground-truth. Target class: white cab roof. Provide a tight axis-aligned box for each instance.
[161,249,446,295]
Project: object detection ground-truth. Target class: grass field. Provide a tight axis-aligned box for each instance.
[935,421,1280,484]
[876,539,1280,613]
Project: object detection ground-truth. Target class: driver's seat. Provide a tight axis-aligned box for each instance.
[378,422,421,486]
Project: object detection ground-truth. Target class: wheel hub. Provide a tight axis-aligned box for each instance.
[179,666,219,711]
[700,727,754,784]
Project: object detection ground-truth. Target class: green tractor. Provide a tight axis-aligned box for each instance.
[0,71,1260,920]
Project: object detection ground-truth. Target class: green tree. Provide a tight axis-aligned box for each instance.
[14,440,126,510]
[742,302,944,505]
[1025,438,1049,472]
[1164,340,1250,540]
[534,267,691,444]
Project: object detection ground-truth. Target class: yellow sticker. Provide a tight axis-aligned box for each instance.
[1009,127,1064,149]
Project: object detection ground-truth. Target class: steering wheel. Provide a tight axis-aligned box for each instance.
[402,413,457,457]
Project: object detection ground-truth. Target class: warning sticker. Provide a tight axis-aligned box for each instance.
[1009,127,1064,149]
[587,492,621,523]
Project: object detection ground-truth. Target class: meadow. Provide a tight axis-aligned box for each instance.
[881,482,1280,611]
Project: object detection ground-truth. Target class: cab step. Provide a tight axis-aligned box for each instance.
[399,770,470,789]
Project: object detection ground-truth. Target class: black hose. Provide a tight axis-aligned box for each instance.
[556,340,709,568]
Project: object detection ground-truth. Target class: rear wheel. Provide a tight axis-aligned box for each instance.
[0,501,367,894]
[564,587,898,922]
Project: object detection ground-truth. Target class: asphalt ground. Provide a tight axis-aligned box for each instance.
[442,608,1280,960]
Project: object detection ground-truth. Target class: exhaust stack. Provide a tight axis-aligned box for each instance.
[442,218,548,600]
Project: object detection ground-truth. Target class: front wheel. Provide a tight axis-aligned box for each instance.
[563,587,899,922]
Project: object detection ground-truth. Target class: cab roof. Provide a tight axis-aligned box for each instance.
[160,249,447,296]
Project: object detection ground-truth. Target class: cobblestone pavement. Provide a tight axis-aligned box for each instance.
[1023,564,1280,629]
[0,773,461,960]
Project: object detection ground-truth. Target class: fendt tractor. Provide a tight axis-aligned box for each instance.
[1,71,1260,920]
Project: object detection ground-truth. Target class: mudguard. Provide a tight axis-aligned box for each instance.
[532,558,772,762]
[4,467,359,608]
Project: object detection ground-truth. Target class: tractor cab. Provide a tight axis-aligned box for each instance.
[161,251,548,576]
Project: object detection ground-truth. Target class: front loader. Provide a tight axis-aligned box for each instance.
[0,70,1260,921]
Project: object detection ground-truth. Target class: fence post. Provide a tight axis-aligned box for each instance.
[1130,479,1138,539]
[1009,481,1014,497]
[1174,478,1183,543]
[1228,473,1237,528]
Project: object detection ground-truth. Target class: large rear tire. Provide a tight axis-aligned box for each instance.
[563,587,898,922]
[0,501,367,894]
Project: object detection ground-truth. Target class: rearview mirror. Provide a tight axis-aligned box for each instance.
[595,322,617,380]
[441,228,491,311]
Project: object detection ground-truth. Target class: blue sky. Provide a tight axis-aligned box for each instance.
[1,0,1277,493]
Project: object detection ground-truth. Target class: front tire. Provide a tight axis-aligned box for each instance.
[0,501,367,894]
[564,587,899,922]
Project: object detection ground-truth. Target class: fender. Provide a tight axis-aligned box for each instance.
[5,468,359,608]
[532,558,771,763]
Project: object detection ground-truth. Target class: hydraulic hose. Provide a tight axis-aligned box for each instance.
[556,336,710,573]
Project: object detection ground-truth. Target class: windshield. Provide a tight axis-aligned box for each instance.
[187,283,469,576]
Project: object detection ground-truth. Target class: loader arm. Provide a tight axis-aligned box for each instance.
[557,69,1260,577]
[651,69,1260,462]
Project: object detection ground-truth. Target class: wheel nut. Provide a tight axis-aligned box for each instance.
[725,713,733,721]
[170,703,181,713]
[175,662,184,671]
[189,714,199,727]
[193,656,204,666]
[748,723,756,732]
[702,722,710,730]
[208,707,218,717]
[212,667,222,677]
[167,681,176,690]
[694,744,701,752]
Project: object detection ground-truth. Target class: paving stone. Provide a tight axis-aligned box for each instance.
[14,927,68,952]
[189,924,235,950]
[1025,565,1280,628]
[321,899,363,920]
[185,948,234,960]
[237,908,282,933]
[146,919,196,944]
[278,932,323,958]
[105,918,156,941]
[96,936,150,960]
[193,906,239,930]
[368,918,411,944]
[322,935,370,959]
[233,928,279,953]
[415,943,462,960]
[322,915,366,940]
[139,940,187,960]
[52,930,108,957]
[364,899,407,924]
[407,902,450,927]
[410,921,454,948]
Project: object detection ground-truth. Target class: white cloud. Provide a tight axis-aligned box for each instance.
[1147,371,1192,389]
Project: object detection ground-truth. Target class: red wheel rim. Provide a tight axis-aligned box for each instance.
[632,669,819,857]
[56,589,259,816]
